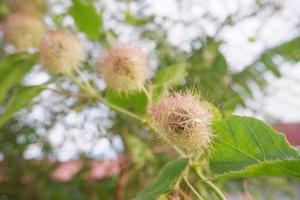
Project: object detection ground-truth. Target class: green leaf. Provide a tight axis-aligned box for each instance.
[210,115,300,177]
[69,0,103,40]
[105,89,147,116]
[124,9,151,26]
[152,64,187,99]
[153,64,187,87]
[0,85,46,127]
[262,54,281,77]
[0,53,36,103]
[216,160,300,180]
[126,134,155,170]
[135,158,188,200]
[274,37,300,61]
[234,79,253,98]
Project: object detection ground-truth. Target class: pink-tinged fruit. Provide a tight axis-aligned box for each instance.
[98,43,148,92]
[39,31,85,75]
[3,13,46,51]
[150,92,214,154]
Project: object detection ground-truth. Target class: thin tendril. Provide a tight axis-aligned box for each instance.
[183,177,205,200]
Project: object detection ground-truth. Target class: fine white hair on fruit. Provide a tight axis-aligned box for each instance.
[3,12,46,51]
[98,43,148,92]
[150,92,214,154]
[39,31,85,75]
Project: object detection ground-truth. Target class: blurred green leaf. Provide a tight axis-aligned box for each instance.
[135,158,188,200]
[153,63,187,87]
[211,115,300,177]
[234,79,253,98]
[0,85,46,127]
[125,9,152,26]
[152,64,187,99]
[274,37,300,61]
[69,0,103,40]
[233,37,300,98]
[187,41,242,111]
[105,89,147,116]
[0,0,9,19]
[262,54,281,77]
[97,178,117,200]
[126,134,155,170]
[0,53,36,103]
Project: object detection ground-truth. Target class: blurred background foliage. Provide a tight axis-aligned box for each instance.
[0,0,299,199]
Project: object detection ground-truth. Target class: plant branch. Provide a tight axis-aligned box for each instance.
[68,69,228,200]
[183,176,205,200]
[191,167,227,200]
[69,70,188,158]
[74,67,95,94]
[141,85,152,105]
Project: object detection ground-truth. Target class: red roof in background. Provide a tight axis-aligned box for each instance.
[274,123,300,146]
[50,157,126,182]
[0,157,126,183]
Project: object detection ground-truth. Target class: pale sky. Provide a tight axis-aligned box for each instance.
[149,0,300,122]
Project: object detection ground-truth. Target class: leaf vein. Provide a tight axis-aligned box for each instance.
[215,137,260,163]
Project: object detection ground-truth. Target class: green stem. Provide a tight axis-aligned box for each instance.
[192,167,227,200]
[74,67,95,94]
[69,69,190,159]
[68,75,88,92]
[95,95,147,123]
[174,176,182,189]
[183,177,205,200]
[141,85,152,105]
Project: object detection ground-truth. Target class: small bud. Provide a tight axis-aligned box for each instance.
[150,92,213,154]
[39,31,85,75]
[10,0,46,16]
[3,13,46,51]
[98,43,148,92]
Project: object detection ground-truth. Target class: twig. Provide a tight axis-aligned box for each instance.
[191,167,227,200]
[183,176,205,200]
